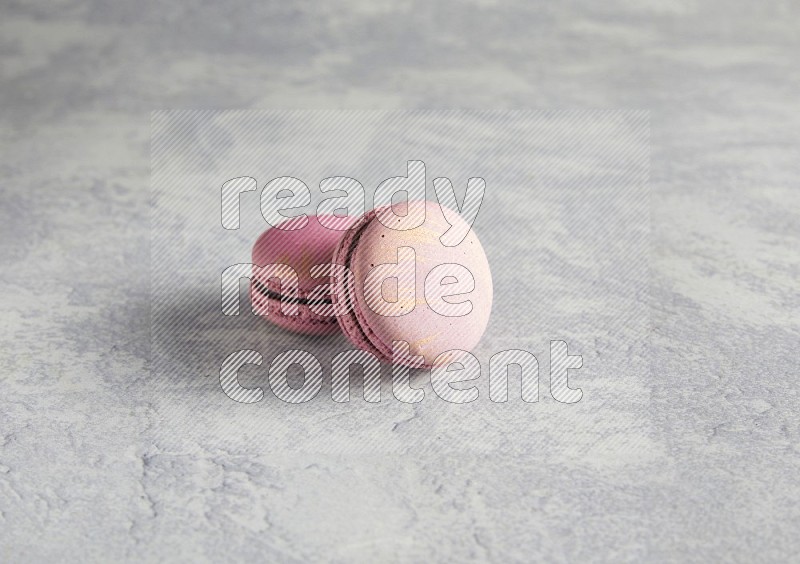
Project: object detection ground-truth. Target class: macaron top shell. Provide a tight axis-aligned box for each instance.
[252,214,355,295]
[334,200,492,367]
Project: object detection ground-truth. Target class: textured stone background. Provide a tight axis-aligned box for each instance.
[1,1,798,562]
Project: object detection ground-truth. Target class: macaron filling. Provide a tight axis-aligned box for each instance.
[251,277,332,307]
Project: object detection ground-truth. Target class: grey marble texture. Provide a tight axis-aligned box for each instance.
[1,1,798,562]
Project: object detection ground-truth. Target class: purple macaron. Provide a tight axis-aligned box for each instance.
[251,214,355,335]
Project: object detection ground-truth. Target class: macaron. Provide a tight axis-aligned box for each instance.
[251,214,355,335]
[332,200,493,367]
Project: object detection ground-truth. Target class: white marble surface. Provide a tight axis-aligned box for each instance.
[1,1,799,562]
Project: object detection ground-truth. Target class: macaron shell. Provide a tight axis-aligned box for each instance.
[338,200,492,366]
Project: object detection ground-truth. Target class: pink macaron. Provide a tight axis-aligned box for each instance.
[251,214,355,335]
[332,200,493,367]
